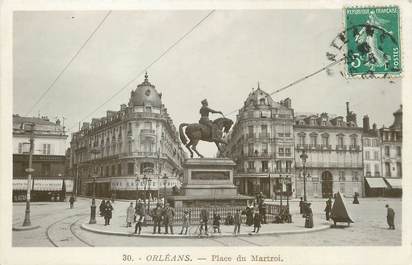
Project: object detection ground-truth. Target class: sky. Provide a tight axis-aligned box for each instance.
[13,10,402,157]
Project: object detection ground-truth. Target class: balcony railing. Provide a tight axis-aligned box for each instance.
[295,161,363,168]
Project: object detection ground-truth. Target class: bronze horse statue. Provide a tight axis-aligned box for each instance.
[179,117,233,158]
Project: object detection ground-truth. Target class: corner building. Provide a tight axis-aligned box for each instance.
[224,86,295,199]
[293,103,363,198]
[70,74,185,199]
[13,115,70,201]
[379,105,402,196]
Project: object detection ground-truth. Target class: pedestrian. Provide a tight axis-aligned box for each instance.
[253,211,261,233]
[385,204,395,229]
[179,210,190,235]
[199,208,209,236]
[69,195,75,209]
[353,192,359,204]
[245,206,253,226]
[225,212,234,225]
[325,197,332,221]
[299,197,304,215]
[99,200,106,217]
[212,211,221,233]
[134,202,145,234]
[162,203,175,234]
[259,204,267,224]
[104,201,113,226]
[233,209,241,235]
[126,202,134,227]
[304,202,314,228]
[150,203,163,234]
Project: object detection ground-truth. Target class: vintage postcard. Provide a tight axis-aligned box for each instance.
[1,0,411,265]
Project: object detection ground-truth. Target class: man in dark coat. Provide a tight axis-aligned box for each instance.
[304,203,314,228]
[386,204,395,229]
[162,203,175,234]
[150,203,163,234]
[199,208,209,235]
[69,196,75,209]
[245,206,253,226]
[299,197,304,215]
[253,211,261,233]
[325,197,332,221]
[99,200,106,217]
[134,202,145,234]
[104,201,113,226]
[233,209,241,235]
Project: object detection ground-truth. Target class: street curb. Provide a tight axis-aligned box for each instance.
[12,225,40,231]
[81,223,330,239]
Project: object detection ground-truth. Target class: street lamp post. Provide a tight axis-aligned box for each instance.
[279,175,283,207]
[147,178,152,212]
[300,150,308,202]
[162,174,168,206]
[89,176,97,224]
[135,175,140,204]
[22,123,35,227]
[142,175,148,210]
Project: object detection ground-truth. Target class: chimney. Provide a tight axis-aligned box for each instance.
[363,115,370,132]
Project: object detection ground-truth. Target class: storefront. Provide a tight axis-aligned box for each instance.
[384,178,402,197]
[13,178,73,202]
[364,177,388,197]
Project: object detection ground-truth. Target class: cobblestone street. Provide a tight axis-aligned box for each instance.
[12,197,401,247]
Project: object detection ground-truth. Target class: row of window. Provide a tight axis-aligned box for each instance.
[18,143,52,155]
[383,146,401,157]
[247,160,293,171]
[364,150,380,160]
[384,162,402,177]
[298,134,358,146]
[363,138,379,147]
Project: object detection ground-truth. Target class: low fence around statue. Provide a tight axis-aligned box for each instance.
[142,204,289,225]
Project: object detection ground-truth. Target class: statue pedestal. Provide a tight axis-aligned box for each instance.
[169,158,252,208]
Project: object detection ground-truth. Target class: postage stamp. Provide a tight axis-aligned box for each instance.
[344,6,401,78]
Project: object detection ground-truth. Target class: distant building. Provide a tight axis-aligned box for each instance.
[293,103,363,198]
[69,73,185,199]
[361,115,385,196]
[224,85,295,199]
[379,105,402,196]
[13,115,69,201]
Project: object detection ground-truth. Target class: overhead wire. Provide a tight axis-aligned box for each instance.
[67,10,215,132]
[224,57,346,117]
[26,11,112,116]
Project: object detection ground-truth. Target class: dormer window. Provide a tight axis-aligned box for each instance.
[259,98,266,105]
[145,106,152,113]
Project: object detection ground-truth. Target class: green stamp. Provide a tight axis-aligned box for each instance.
[345,6,401,77]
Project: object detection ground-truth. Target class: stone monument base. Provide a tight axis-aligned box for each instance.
[168,158,253,208]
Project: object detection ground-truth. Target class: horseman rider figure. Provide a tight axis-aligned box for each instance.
[199,99,223,141]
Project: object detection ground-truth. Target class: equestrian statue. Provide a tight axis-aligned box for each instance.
[179,99,233,158]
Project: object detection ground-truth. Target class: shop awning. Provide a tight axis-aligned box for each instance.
[13,179,31,191]
[385,178,402,189]
[365,177,388,188]
[33,179,63,191]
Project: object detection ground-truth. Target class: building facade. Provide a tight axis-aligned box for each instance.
[224,86,295,199]
[69,74,185,200]
[379,105,402,196]
[13,115,70,201]
[361,115,385,196]
[293,103,363,199]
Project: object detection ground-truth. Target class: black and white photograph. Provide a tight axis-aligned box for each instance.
[1,1,411,265]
